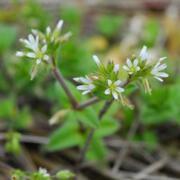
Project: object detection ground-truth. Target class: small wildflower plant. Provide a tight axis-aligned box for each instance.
[16,20,71,80]
[11,168,74,180]
[15,19,169,177]
[74,47,168,103]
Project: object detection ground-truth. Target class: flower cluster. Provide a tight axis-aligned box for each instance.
[74,55,125,102]
[16,19,71,80]
[123,46,168,93]
[123,46,168,81]
[74,46,169,104]
[38,168,50,178]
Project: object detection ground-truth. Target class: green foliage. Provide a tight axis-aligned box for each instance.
[96,15,125,38]
[87,136,107,161]
[56,170,75,180]
[5,132,21,155]
[0,96,32,129]
[11,169,26,180]
[21,0,51,30]
[58,40,94,76]
[75,107,99,128]
[140,83,180,125]
[47,114,83,151]
[0,24,17,53]
[60,6,82,35]
[141,18,160,47]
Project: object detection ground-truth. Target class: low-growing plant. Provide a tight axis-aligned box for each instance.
[14,19,169,177]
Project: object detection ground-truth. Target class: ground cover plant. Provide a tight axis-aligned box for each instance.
[0,1,180,180]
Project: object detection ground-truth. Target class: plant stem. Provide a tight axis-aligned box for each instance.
[76,97,100,110]
[78,98,114,166]
[52,67,78,108]
[52,66,100,110]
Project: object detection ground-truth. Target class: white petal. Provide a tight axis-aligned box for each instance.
[46,26,51,35]
[41,45,47,53]
[113,64,119,73]
[123,65,130,71]
[43,55,49,61]
[56,20,64,30]
[157,72,169,78]
[88,84,95,90]
[77,85,88,91]
[28,34,34,43]
[36,59,41,64]
[82,90,91,95]
[92,55,101,66]
[133,59,138,67]
[127,58,132,67]
[139,45,148,60]
[156,64,167,71]
[114,80,121,86]
[104,89,111,95]
[73,77,81,82]
[136,66,140,71]
[16,51,24,57]
[112,91,118,100]
[107,79,112,86]
[155,76,163,82]
[116,87,124,93]
[74,76,91,84]
[159,57,167,61]
[26,52,36,58]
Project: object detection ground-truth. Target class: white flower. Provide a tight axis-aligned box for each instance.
[92,55,101,67]
[151,57,168,82]
[104,79,124,100]
[45,19,64,43]
[56,20,64,31]
[139,45,150,61]
[74,76,95,95]
[16,34,49,65]
[123,58,140,74]
[113,64,120,73]
[39,168,50,177]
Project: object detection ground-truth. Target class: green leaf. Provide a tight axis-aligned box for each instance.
[95,117,119,138]
[47,115,82,151]
[75,107,99,128]
[87,136,107,161]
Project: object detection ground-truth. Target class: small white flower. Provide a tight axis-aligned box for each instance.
[56,20,64,31]
[17,34,50,65]
[39,167,50,177]
[139,45,149,61]
[45,19,65,43]
[123,58,140,74]
[104,79,124,100]
[113,64,120,73]
[151,57,168,82]
[74,76,95,95]
[92,55,101,67]
[46,26,51,36]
